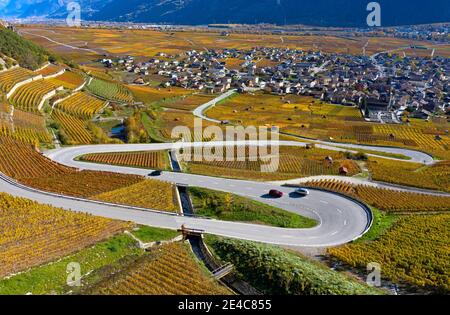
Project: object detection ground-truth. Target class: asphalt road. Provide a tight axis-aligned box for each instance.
[0,163,370,247]
[0,134,438,248]
[191,93,434,165]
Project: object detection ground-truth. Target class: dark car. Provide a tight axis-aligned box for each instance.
[149,170,163,177]
[269,189,283,198]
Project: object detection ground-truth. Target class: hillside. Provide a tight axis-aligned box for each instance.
[2,0,450,27]
[0,27,53,70]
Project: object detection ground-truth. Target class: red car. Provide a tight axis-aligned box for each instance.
[269,189,284,198]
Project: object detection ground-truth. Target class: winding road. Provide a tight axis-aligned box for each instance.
[0,93,443,248]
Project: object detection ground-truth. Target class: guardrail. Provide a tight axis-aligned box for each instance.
[283,185,374,242]
[0,171,182,218]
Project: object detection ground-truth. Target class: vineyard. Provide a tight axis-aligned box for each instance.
[9,79,61,111]
[0,136,144,198]
[87,78,133,103]
[206,236,380,295]
[48,71,85,90]
[159,109,219,142]
[93,180,179,212]
[0,192,130,278]
[186,146,360,181]
[302,179,450,213]
[0,67,33,93]
[51,109,93,144]
[89,242,231,295]
[55,92,105,119]
[367,158,450,192]
[161,94,216,111]
[283,118,450,160]
[81,150,169,170]
[127,85,191,105]
[206,93,449,159]
[34,64,63,77]
[0,107,51,144]
[328,214,450,293]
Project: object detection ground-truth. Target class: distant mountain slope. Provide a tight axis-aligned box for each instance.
[1,0,449,27]
[0,0,113,19]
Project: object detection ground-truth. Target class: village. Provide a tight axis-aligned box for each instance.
[101,44,449,125]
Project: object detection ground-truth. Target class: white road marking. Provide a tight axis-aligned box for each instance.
[320,200,329,205]
[336,208,343,214]
[343,220,347,226]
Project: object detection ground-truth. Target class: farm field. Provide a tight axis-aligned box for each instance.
[0,106,52,144]
[207,93,449,159]
[367,158,450,192]
[302,180,450,213]
[0,192,130,279]
[206,92,363,128]
[34,63,63,77]
[48,70,85,90]
[9,79,61,112]
[86,242,231,295]
[329,213,450,293]
[19,26,450,64]
[55,92,105,119]
[51,109,93,144]
[87,77,133,103]
[0,67,34,94]
[159,109,220,141]
[80,150,169,170]
[185,146,360,181]
[0,136,144,198]
[127,85,193,105]
[93,179,179,213]
[0,227,179,295]
[160,93,216,111]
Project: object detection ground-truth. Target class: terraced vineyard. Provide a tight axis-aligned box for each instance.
[208,94,449,159]
[55,92,105,119]
[329,214,450,293]
[0,106,51,144]
[87,78,133,103]
[10,79,61,111]
[89,243,231,295]
[0,67,33,93]
[52,109,92,144]
[186,146,360,181]
[48,71,85,90]
[93,180,179,212]
[367,158,450,192]
[34,64,63,77]
[284,118,450,160]
[0,136,144,198]
[303,179,450,213]
[81,151,169,170]
[0,192,130,278]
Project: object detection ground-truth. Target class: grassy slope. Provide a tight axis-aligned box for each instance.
[0,226,178,295]
[0,28,52,70]
[189,187,317,228]
[205,236,382,295]
[131,226,179,243]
